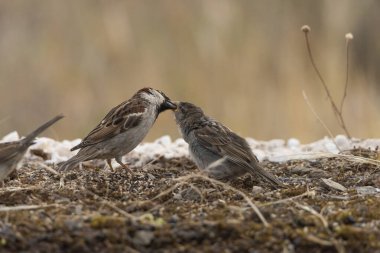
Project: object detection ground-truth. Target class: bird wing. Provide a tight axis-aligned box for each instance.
[194,122,283,187]
[71,100,146,151]
[0,142,24,163]
[194,123,256,165]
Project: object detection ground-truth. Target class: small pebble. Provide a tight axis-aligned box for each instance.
[252,186,264,195]
[133,230,154,246]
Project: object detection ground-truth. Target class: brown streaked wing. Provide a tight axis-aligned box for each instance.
[0,142,23,163]
[195,122,282,187]
[71,100,146,150]
[194,123,255,165]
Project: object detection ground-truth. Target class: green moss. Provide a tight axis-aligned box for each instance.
[90,215,126,229]
[336,225,380,248]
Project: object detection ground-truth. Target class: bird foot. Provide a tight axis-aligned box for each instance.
[121,164,134,176]
[115,158,133,176]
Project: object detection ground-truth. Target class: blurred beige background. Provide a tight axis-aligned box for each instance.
[0,1,379,142]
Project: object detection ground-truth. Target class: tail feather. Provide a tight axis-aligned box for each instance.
[58,156,83,171]
[58,150,100,172]
[21,114,64,146]
[248,162,285,188]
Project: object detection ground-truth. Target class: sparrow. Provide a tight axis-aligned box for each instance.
[0,115,64,182]
[174,102,284,188]
[59,87,177,172]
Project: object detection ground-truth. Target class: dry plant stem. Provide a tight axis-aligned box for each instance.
[150,181,204,203]
[303,30,351,138]
[337,153,380,167]
[303,32,329,100]
[302,91,341,152]
[173,174,269,227]
[304,234,334,246]
[142,155,164,169]
[270,151,338,161]
[0,204,58,212]
[32,162,60,176]
[259,189,316,207]
[187,183,204,203]
[340,38,351,113]
[281,151,380,167]
[149,181,189,201]
[293,201,328,228]
[0,186,40,193]
[293,201,345,253]
[83,187,137,221]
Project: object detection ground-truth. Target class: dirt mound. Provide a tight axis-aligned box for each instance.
[1,149,379,252]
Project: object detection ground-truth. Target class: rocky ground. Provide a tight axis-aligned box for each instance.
[0,148,379,253]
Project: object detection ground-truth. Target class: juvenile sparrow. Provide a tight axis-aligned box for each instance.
[59,87,177,172]
[174,102,283,187]
[0,115,64,182]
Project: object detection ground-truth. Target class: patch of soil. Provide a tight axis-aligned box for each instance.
[0,150,380,252]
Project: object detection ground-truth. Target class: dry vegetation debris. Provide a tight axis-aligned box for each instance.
[0,148,380,252]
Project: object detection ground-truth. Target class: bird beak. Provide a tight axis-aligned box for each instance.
[172,101,180,111]
[163,100,177,110]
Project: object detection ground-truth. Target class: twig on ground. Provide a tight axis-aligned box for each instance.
[293,201,328,228]
[259,189,316,207]
[304,234,334,246]
[187,183,205,202]
[293,200,345,253]
[336,153,380,166]
[142,155,164,169]
[0,204,58,212]
[84,187,137,221]
[275,151,380,167]
[148,173,268,226]
[0,186,41,193]
[148,181,189,201]
[173,174,269,227]
[32,161,60,176]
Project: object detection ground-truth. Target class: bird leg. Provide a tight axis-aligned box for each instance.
[106,159,114,172]
[115,157,133,174]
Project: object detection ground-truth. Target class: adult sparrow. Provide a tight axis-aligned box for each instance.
[59,87,177,172]
[0,115,64,182]
[174,102,283,187]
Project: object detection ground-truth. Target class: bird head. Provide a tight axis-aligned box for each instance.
[136,87,177,113]
[173,101,206,128]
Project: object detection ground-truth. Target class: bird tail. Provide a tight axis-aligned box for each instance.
[58,150,99,172]
[58,156,82,172]
[248,162,285,188]
[21,114,64,146]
